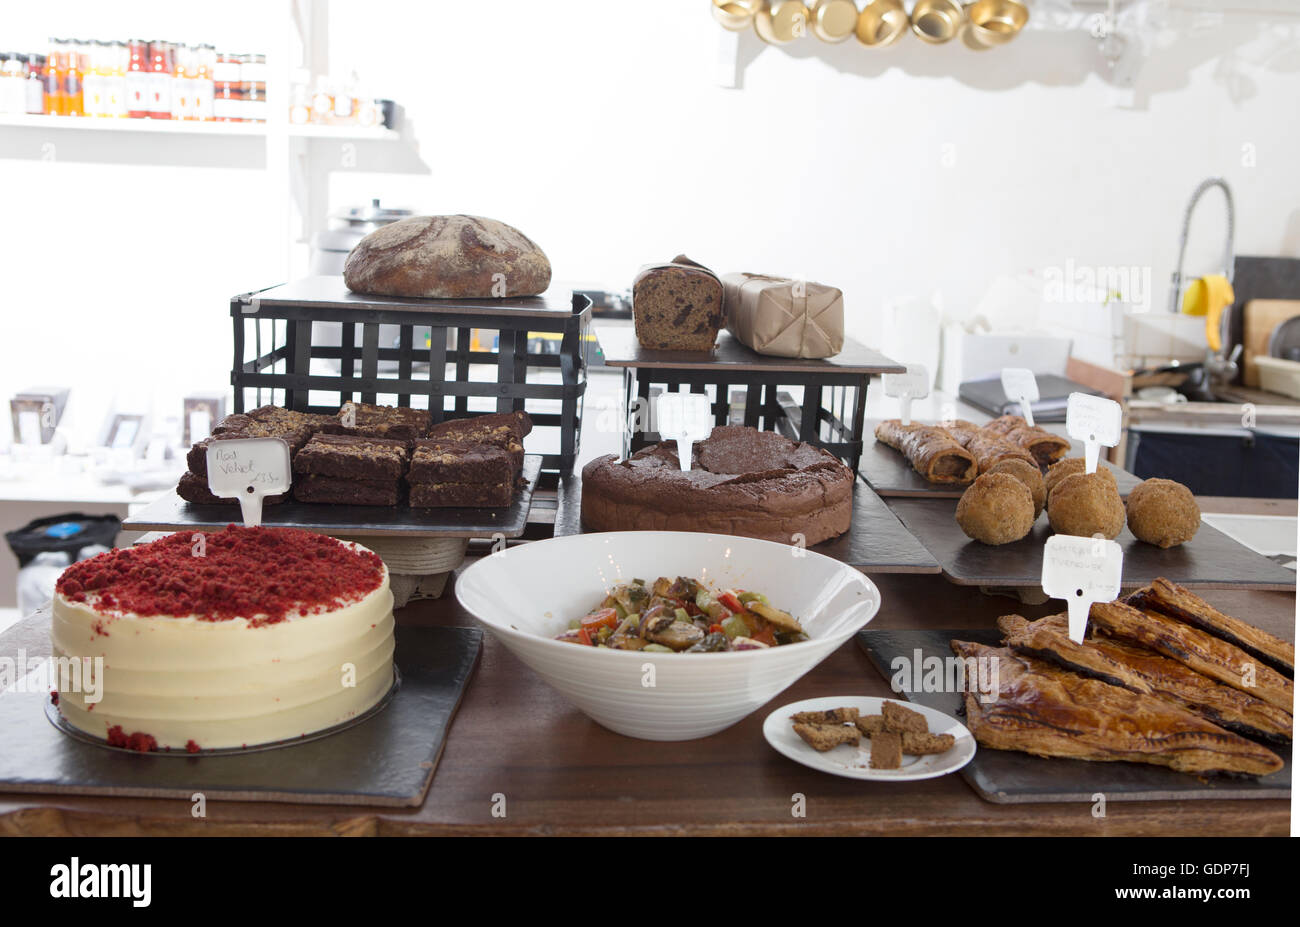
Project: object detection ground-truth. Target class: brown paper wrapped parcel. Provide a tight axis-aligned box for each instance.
[721,273,844,359]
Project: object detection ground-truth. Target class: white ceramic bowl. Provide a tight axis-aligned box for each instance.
[455,531,881,740]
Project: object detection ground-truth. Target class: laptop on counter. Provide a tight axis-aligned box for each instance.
[958,374,1103,423]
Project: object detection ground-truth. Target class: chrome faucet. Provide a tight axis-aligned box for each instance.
[1169,179,1239,399]
[1168,177,1235,314]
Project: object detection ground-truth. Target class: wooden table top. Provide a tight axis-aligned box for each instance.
[1,572,1290,836]
[598,327,904,376]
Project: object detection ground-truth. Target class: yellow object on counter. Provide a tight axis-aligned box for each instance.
[1181,274,1233,317]
[1181,274,1234,353]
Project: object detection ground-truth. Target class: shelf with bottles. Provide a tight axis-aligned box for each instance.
[0,111,397,139]
[2,40,400,135]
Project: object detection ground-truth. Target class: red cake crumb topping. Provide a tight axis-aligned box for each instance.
[186,740,201,754]
[56,525,384,626]
[49,690,58,706]
[106,725,158,753]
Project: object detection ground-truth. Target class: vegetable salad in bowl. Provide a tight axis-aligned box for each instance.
[555,576,808,652]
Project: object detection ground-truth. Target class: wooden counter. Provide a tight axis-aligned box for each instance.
[0,572,1291,837]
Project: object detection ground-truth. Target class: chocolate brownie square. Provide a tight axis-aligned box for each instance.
[210,413,254,435]
[186,425,309,477]
[335,402,431,440]
[408,441,514,485]
[176,470,286,505]
[293,474,402,506]
[408,481,514,509]
[427,410,532,445]
[246,405,340,432]
[293,434,408,481]
[425,425,525,474]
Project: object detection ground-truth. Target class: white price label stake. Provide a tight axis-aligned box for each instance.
[17,410,41,446]
[1065,392,1122,475]
[189,409,212,444]
[882,364,930,426]
[1041,534,1124,643]
[655,393,712,472]
[205,437,291,527]
[1001,367,1040,428]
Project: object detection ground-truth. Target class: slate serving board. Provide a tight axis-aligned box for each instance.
[885,496,1296,590]
[124,456,541,539]
[552,473,939,574]
[857,627,1291,803]
[860,425,1141,499]
[0,624,481,807]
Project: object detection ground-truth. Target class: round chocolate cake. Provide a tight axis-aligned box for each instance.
[581,426,853,545]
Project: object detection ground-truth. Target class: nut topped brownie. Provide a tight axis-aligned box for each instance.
[426,411,530,474]
[186,423,314,476]
[427,410,532,445]
[336,402,432,440]
[176,470,287,506]
[293,434,409,481]
[294,475,404,507]
[247,405,342,432]
[178,402,530,511]
[409,481,513,509]
[409,440,514,484]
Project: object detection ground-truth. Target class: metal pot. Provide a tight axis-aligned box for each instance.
[310,199,413,275]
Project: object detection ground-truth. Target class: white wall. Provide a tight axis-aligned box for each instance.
[3,0,1299,444]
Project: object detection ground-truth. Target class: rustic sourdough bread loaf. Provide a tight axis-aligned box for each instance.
[632,255,725,351]
[344,215,551,299]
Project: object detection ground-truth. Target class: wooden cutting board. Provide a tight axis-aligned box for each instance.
[1243,299,1300,387]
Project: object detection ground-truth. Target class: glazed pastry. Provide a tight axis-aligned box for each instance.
[874,419,976,483]
[1127,579,1294,676]
[998,613,1291,744]
[983,414,1071,467]
[951,639,1284,777]
[944,420,1037,472]
[1089,601,1294,712]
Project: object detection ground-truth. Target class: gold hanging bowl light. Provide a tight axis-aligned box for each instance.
[711,0,764,32]
[910,0,965,44]
[809,0,859,44]
[963,0,1029,49]
[855,0,909,48]
[754,1,812,45]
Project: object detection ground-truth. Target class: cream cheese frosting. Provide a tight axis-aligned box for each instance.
[51,534,395,751]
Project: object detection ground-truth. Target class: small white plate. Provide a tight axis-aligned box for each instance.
[763,695,976,781]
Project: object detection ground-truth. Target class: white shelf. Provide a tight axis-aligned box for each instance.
[0,113,398,140]
[286,122,397,140]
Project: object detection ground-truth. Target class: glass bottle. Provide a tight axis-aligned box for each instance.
[126,38,148,117]
[43,41,63,115]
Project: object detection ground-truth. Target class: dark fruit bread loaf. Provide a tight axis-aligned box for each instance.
[343,215,551,299]
[632,255,725,351]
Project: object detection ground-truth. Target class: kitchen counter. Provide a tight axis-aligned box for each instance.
[0,566,1290,837]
